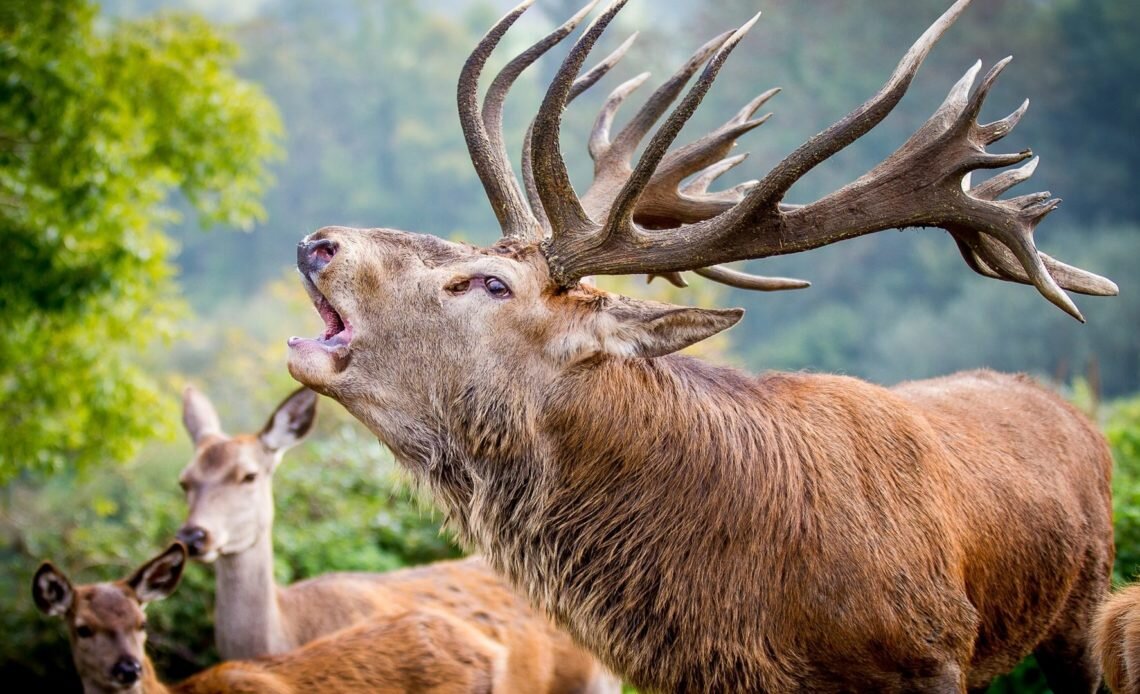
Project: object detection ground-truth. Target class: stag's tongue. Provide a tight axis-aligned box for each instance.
[288,291,352,352]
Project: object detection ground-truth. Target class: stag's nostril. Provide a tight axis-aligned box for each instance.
[298,238,338,275]
[111,656,141,684]
[175,526,209,556]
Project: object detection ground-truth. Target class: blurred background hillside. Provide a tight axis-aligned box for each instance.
[1,0,1137,691]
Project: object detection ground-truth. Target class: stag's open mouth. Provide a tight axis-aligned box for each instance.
[288,274,353,354]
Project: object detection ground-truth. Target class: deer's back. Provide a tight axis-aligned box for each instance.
[278,557,613,693]
[176,610,505,694]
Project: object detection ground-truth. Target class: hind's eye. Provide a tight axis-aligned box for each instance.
[485,276,511,298]
[76,625,94,638]
[241,472,257,484]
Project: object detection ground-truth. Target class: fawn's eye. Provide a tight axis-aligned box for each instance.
[76,625,94,638]
[484,276,511,298]
[241,472,257,484]
[178,479,190,492]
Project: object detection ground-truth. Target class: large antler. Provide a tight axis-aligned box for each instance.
[520,0,1116,321]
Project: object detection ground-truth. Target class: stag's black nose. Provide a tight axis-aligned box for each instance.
[175,526,210,557]
[297,238,338,275]
[111,656,142,685]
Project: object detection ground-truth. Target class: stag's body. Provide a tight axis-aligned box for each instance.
[1094,584,1140,693]
[370,338,1112,691]
[287,0,1118,691]
[176,387,617,693]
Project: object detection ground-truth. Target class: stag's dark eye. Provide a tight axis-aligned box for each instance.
[76,625,94,638]
[484,276,511,298]
[241,472,257,484]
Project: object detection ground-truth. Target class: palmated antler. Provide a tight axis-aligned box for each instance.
[463,0,1117,320]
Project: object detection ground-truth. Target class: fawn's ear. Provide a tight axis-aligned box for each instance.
[126,543,186,605]
[182,386,223,445]
[259,388,318,454]
[557,293,744,362]
[33,562,74,617]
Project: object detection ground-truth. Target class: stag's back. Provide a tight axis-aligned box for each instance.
[894,369,1113,683]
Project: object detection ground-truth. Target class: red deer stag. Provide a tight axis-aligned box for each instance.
[286,0,1118,691]
[1094,585,1140,693]
[176,385,618,691]
[33,543,507,693]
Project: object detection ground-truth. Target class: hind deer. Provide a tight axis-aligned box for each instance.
[33,543,508,693]
[1094,585,1140,693]
[285,0,1117,691]
[175,385,617,692]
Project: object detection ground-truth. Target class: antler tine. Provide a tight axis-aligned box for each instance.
[458,0,542,240]
[479,1,601,241]
[598,12,762,252]
[532,0,630,241]
[572,21,808,293]
[693,266,810,291]
[603,31,736,163]
[742,0,975,212]
[522,33,639,234]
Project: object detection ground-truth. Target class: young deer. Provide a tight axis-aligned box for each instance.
[1094,585,1140,694]
[286,1,1117,691]
[176,386,617,692]
[33,543,507,693]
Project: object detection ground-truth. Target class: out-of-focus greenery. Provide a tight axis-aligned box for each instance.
[1108,395,1140,583]
[0,0,280,481]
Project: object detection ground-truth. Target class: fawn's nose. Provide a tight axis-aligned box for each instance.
[297,238,338,275]
[175,525,210,557]
[111,656,141,685]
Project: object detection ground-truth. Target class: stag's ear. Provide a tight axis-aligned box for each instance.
[33,562,74,617]
[568,295,743,360]
[127,543,186,605]
[259,387,318,453]
[182,386,222,445]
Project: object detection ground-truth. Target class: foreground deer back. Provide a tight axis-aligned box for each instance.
[33,544,508,694]
[286,1,1116,691]
[175,386,618,691]
[1095,585,1140,694]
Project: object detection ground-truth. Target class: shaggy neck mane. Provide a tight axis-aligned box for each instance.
[419,354,824,685]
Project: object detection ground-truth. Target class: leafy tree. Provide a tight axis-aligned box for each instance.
[0,0,280,481]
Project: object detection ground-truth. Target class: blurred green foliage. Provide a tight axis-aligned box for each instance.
[0,0,280,480]
[1107,395,1140,583]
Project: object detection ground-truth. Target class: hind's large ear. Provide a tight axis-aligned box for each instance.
[33,562,74,617]
[259,388,318,454]
[126,543,186,605]
[182,386,222,445]
[552,294,743,362]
